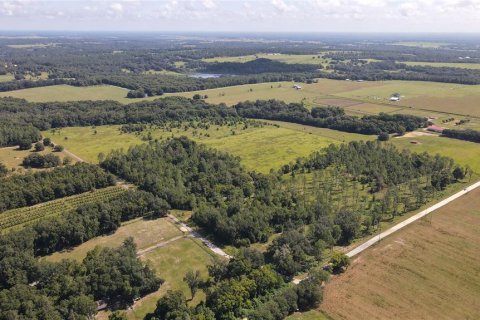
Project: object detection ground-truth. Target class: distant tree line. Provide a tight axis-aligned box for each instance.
[234,100,426,135]
[0,97,238,130]
[0,163,115,212]
[443,129,480,143]
[203,58,318,74]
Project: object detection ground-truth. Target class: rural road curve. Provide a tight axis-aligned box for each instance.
[168,214,232,259]
[346,180,480,258]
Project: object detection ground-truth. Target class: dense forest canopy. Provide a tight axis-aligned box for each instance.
[235,99,427,135]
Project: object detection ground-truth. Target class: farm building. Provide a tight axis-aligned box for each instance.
[427,125,446,133]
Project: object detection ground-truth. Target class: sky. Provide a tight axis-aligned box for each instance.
[1,0,480,33]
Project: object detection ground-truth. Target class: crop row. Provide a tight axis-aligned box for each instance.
[0,186,126,232]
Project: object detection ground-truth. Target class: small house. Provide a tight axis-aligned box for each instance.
[390,96,400,102]
[293,84,302,90]
[427,125,446,133]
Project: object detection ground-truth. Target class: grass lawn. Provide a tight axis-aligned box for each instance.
[320,187,480,320]
[46,217,182,262]
[42,122,374,173]
[0,145,73,173]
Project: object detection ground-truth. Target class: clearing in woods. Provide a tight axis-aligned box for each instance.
[319,187,480,320]
[0,145,73,173]
[42,122,374,173]
[49,216,217,320]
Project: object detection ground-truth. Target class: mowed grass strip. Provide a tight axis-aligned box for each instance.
[320,187,480,320]
[43,122,373,173]
[0,186,125,233]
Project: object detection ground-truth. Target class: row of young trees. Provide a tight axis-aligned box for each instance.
[234,100,426,135]
[0,163,115,212]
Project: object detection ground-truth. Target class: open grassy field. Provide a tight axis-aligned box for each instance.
[1,186,125,233]
[0,145,73,173]
[0,74,14,82]
[165,79,480,118]
[125,237,216,320]
[0,84,137,103]
[320,187,480,320]
[403,61,480,70]
[46,216,181,262]
[203,53,330,67]
[4,79,480,120]
[42,122,373,173]
[46,215,215,320]
[392,134,480,173]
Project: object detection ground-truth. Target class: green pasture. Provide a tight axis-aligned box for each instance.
[42,122,373,173]
[203,53,331,67]
[403,61,480,70]
[0,84,138,103]
[392,135,480,173]
[125,238,216,320]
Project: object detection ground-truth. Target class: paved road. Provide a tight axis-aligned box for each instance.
[346,180,480,258]
[168,214,232,259]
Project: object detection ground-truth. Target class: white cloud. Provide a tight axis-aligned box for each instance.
[109,3,124,13]
[271,0,297,13]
